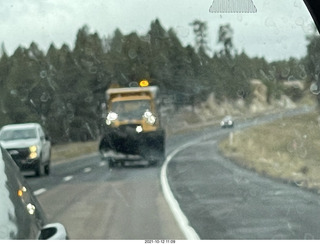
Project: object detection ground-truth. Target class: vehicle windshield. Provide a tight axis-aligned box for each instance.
[111,100,151,120]
[2,0,320,241]
[223,116,232,121]
[0,129,37,141]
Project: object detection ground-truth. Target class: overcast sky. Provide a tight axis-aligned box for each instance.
[0,0,316,61]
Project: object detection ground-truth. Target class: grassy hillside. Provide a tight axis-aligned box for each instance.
[51,140,99,163]
[219,111,320,192]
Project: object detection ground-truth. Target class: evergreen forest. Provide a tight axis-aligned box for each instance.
[0,19,319,143]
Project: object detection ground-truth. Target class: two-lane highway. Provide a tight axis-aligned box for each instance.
[26,155,185,239]
[25,107,319,240]
[164,107,320,239]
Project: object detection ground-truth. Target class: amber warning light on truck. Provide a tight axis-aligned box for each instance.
[139,79,149,87]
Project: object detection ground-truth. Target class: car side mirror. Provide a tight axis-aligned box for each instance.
[38,223,69,240]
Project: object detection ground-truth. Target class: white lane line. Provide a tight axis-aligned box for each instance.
[63,175,73,182]
[161,139,203,240]
[83,167,92,173]
[33,188,47,196]
[99,161,106,167]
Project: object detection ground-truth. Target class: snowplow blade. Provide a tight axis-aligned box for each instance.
[99,129,165,163]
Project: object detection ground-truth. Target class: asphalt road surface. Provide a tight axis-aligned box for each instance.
[26,106,319,240]
[26,156,185,239]
[165,106,320,239]
[167,139,320,239]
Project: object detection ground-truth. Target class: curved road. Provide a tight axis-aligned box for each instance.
[165,106,320,239]
[26,107,318,240]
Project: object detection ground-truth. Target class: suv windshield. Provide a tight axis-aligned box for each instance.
[0,129,37,141]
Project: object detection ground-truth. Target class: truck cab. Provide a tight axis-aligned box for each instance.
[99,85,165,167]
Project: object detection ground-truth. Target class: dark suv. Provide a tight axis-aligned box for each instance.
[0,146,68,239]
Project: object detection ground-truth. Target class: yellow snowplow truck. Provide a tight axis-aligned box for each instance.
[99,85,165,167]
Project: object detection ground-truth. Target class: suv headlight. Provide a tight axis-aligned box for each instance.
[106,111,118,125]
[29,145,39,159]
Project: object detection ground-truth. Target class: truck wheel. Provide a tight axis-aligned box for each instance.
[108,158,116,168]
[109,161,114,168]
[149,160,158,167]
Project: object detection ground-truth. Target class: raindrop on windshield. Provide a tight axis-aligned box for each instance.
[295,17,304,27]
[140,34,151,43]
[298,147,307,158]
[295,203,307,215]
[299,65,307,79]
[40,92,50,102]
[40,70,47,79]
[184,57,192,63]
[294,0,303,8]
[1,100,7,114]
[66,103,74,111]
[67,112,74,122]
[129,81,139,87]
[237,14,243,22]
[265,17,277,28]
[128,49,137,59]
[10,90,17,96]
[310,82,320,95]
[85,95,93,103]
[89,66,97,73]
[303,23,315,34]
[304,233,314,240]
[288,75,295,82]
[294,179,304,187]
[47,77,56,91]
[281,67,290,77]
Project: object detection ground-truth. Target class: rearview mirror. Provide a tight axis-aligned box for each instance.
[38,223,69,240]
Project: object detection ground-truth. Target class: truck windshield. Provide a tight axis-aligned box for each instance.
[111,100,151,120]
[0,129,37,141]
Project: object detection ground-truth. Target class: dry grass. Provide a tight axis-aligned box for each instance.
[219,111,320,192]
[51,140,99,163]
